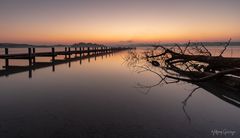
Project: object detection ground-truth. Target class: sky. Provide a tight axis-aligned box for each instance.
[0,0,239,45]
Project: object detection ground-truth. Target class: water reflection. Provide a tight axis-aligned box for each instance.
[126,46,240,124]
[182,87,201,123]
[0,48,240,137]
[132,66,240,123]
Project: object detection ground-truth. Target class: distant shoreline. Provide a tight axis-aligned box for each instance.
[0,41,240,48]
[113,41,240,47]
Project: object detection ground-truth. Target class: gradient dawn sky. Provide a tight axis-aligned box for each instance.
[0,0,239,44]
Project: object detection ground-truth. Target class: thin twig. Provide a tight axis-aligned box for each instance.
[219,38,231,57]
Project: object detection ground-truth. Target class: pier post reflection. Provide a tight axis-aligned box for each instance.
[0,47,129,78]
[33,48,36,64]
[5,48,9,68]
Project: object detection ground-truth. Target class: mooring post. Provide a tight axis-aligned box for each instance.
[64,47,67,59]
[29,69,32,78]
[51,47,55,72]
[81,47,84,56]
[68,61,71,68]
[68,47,71,58]
[52,47,55,62]
[105,47,108,57]
[97,47,99,54]
[28,48,32,78]
[79,47,82,52]
[52,64,55,72]
[32,48,36,64]
[5,48,9,68]
[28,48,32,66]
[79,47,82,56]
[87,47,90,56]
[79,47,82,64]
[4,48,8,55]
[75,47,77,56]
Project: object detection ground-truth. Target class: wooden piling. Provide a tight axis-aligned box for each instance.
[79,47,82,55]
[81,47,84,56]
[79,47,82,64]
[68,47,71,58]
[75,47,77,56]
[5,48,9,68]
[29,69,32,78]
[32,48,36,64]
[0,45,131,75]
[28,48,32,78]
[68,61,71,68]
[28,48,32,66]
[52,47,55,62]
[94,47,97,54]
[52,65,55,72]
[87,47,90,56]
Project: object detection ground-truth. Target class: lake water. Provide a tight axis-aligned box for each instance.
[0,47,240,138]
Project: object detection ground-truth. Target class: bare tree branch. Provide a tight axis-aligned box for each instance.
[219,38,231,57]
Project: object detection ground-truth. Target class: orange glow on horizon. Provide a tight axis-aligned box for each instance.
[0,1,239,45]
[1,30,239,45]
[1,19,239,45]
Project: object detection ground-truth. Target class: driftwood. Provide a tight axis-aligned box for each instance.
[126,39,240,92]
[144,39,240,88]
[125,41,240,122]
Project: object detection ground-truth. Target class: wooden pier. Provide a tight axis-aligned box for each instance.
[0,44,131,78]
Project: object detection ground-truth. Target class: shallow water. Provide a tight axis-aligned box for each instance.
[0,47,240,138]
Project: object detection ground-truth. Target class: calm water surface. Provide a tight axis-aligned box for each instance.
[0,47,240,138]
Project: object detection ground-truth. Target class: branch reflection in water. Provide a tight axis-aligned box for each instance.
[125,42,240,123]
